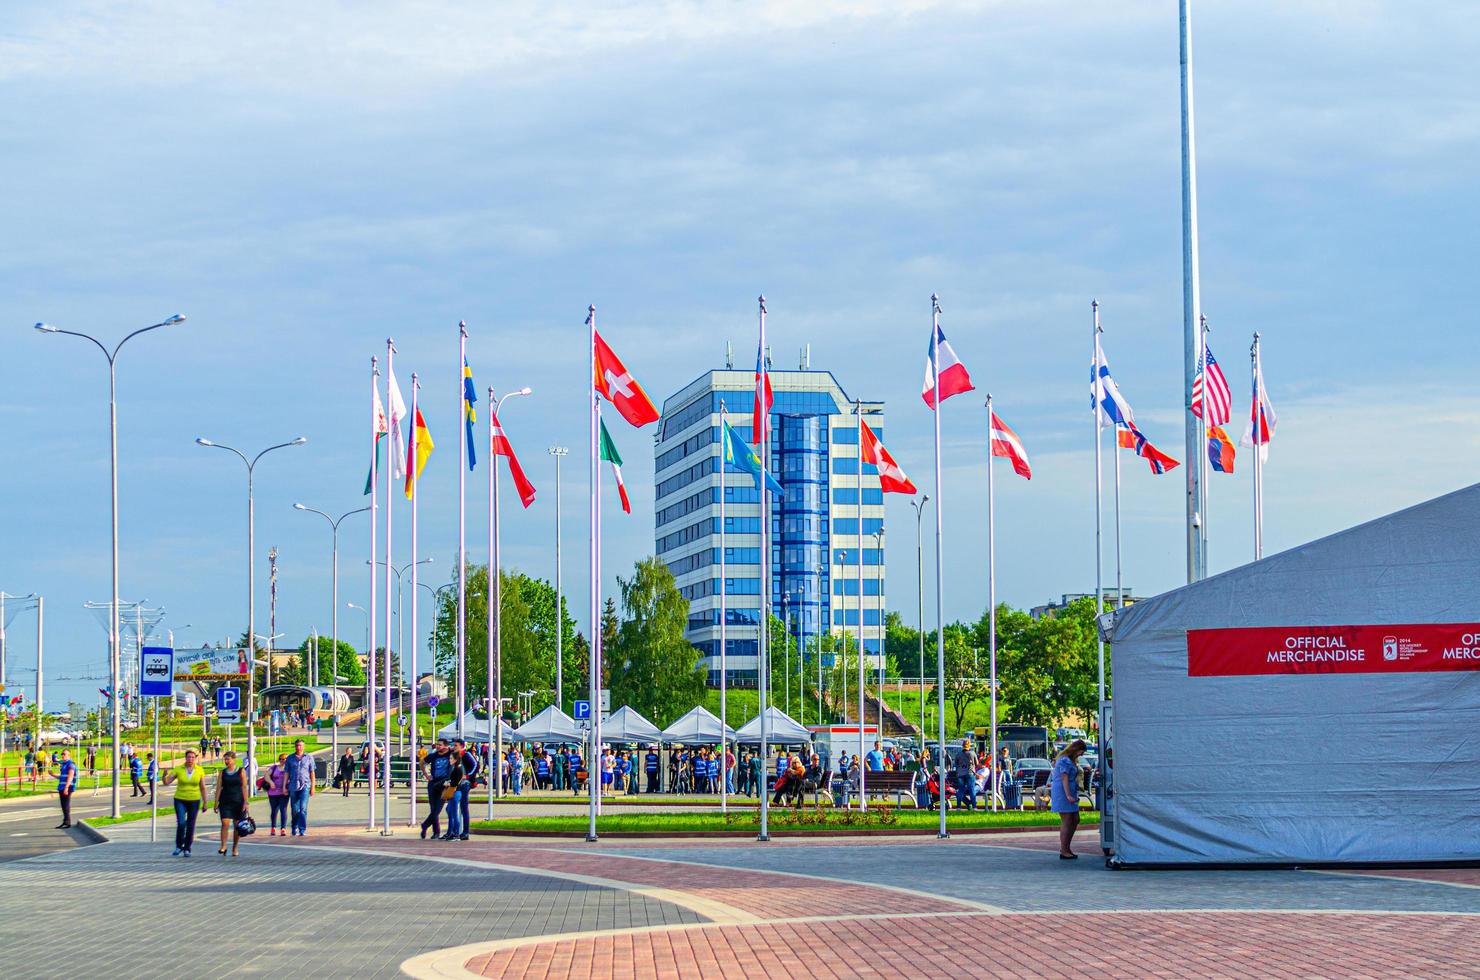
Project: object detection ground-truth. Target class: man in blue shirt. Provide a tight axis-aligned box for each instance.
[284,739,315,837]
[146,752,158,804]
[55,748,78,829]
[129,753,145,797]
[645,747,661,793]
[421,739,454,839]
[865,741,885,772]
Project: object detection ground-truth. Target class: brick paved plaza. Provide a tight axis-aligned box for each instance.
[2,793,1477,979]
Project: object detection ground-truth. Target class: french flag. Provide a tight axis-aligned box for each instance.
[922,325,974,409]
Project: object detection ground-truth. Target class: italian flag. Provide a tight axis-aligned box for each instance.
[598,418,631,514]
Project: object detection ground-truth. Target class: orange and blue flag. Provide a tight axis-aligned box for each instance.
[1207,425,1236,474]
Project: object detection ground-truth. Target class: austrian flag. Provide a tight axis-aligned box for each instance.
[859,420,916,495]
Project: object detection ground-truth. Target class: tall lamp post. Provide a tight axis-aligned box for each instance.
[488,385,531,812]
[909,496,929,757]
[548,446,568,711]
[34,313,185,817]
[196,435,307,774]
[294,502,370,762]
[368,557,433,750]
[346,602,370,734]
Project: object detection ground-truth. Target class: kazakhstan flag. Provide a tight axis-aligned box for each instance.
[723,420,784,496]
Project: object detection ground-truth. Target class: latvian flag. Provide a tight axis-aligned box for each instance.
[859,419,916,495]
[922,325,974,409]
[989,411,1032,480]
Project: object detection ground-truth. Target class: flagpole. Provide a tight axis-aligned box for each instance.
[488,384,501,813]
[1180,0,1207,584]
[719,402,728,814]
[409,372,421,828]
[1093,303,1105,706]
[986,394,998,812]
[587,305,600,843]
[931,294,947,841]
[1252,332,1264,560]
[855,398,867,812]
[1198,314,1210,570]
[382,338,395,836]
[757,294,770,843]
[457,322,468,739]
[1113,422,1123,610]
[368,355,380,832]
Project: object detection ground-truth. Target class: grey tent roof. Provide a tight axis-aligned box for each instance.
[600,705,663,744]
[436,711,518,743]
[1098,481,1480,866]
[734,706,812,745]
[512,705,583,743]
[659,706,736,745]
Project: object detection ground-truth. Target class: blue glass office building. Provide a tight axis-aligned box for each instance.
[655,367,886,685]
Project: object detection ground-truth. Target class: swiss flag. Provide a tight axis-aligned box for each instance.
[594,330,660,428]
[859,419,917,495]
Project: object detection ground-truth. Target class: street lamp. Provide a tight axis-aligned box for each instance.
[197,435,306,772]
[872,527,885,740]
[548,446,569,711]
[909,496,930,760]
[368,557,432,750]
[489,385,531,810]
[346,602,370,734]
[295,502,371,760]
[34,312,185,817]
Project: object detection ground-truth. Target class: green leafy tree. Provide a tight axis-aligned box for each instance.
[884,610,919,681]
[607,556,705,725]
[940,623,990,732]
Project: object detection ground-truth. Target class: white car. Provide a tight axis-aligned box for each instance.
[37,728,80,744]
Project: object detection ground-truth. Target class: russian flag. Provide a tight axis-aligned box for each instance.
[922,325,974,409]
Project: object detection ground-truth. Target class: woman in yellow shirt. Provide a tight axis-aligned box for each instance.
[164,748,206,857]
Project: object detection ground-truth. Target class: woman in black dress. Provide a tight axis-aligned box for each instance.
[213,750,249,857]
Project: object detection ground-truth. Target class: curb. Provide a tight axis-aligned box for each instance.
[468,822,1082,839]
[72,821,109,845]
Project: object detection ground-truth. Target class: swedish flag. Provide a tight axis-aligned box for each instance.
[463,358,478,470]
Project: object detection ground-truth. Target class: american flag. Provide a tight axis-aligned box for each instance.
[1191,344,1232,427]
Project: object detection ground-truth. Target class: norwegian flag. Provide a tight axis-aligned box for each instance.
[490,407,537,508]
[859,419,916,495]
[989,411,1032,480]
[1191,343,1232,427]
[922,324,975,409]
[1118,423,1181,475]
[752,341,773,443]
[1240,353,1277,462]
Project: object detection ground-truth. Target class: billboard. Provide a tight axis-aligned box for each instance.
[1188,623,1480,677]
[174,646,250,682]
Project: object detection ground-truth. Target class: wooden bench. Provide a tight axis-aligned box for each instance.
[846,770,917,807]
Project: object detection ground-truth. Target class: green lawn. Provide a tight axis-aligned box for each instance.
[473,807,1098,835]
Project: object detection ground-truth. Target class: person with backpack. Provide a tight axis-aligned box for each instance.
[129,752,146,797]
[421,739,454,839]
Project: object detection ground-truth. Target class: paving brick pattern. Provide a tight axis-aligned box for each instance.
[468,911,1480,979]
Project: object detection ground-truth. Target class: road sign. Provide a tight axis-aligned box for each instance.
[217,711,241,724]
[216,686,242,713]
[176,673,245,682]
[141,647,174,697]
[428,695,440,709]
[397,714,408,728]
[573,699,591,720]
[600,688,611,712]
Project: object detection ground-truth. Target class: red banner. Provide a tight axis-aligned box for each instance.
[1187,623,1480,677]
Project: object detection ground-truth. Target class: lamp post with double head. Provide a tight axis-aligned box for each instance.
[294,503,370,761]
[196,435,306,774]
[34,313,185,817]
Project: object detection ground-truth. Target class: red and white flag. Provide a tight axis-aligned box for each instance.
[859,419,917,495]
[490,407,537,508]
[1240,356,1277,462]
[593,329,660,427]
[752,341,773,443]
[922,324,974,409]
[1191,343,1232,427]
[989,411,1032,480]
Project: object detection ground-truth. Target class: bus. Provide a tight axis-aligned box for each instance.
[971,724,1053,762]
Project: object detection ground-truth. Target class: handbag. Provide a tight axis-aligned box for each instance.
[236,813,257,837]
[440,785,456,801]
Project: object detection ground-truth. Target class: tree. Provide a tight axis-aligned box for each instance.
[607,556,705,725]
[940,623,990,731]
[884,610,919,680]
[601,596,619,687]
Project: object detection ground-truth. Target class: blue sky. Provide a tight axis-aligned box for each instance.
[3,1,1478,707]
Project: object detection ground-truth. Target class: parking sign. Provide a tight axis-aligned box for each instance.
[217,686,242,713]
[140,647,174,697]
[573,699,591,720]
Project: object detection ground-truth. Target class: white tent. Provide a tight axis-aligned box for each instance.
[1101,483,1480,866]
[513,704,583,744]
[601,705,663,744]
[735,706,812,745]
[660,706,736,745]
[436,711,518,743]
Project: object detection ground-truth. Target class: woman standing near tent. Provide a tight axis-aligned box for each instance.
[1052,739,1087,859]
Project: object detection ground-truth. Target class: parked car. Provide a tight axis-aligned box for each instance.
[1013,758,1052,789]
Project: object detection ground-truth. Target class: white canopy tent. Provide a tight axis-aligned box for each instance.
[436,711,518,743]
[660,706,736,745]
[601,705,663,745]
[513,704,583,744]
[1101,482,1480,866]
[735,706,812,745]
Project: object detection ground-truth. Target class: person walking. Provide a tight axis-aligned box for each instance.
[508,745,523,796]
[263,753,289,836]
[84,743,97,776]
[421,738,454,839]
[164,748,206,856]
[284,738,315,837]
[1052,739,1088,860]
[954,738,978,811]
[146,752,158,804]
[336,748,355,797]
[129,752,146,797]
[213,750,249,857]
[54,748,78,829]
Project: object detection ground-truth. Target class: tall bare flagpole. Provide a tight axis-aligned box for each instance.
[368,356,380,831]
[855,398,867,811]
[1180,0,1207,584]
[408,372,421,827]
[457,322,468,738]
[1252,332,1265,559]
[1093,304,1106,705]
[382,338,396,835]
[757,295,771,843]
[986,394,998,811]
[488,384,502,812]
[931,294,948,841]
[719,402,729,814]
[587,305,601,843]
